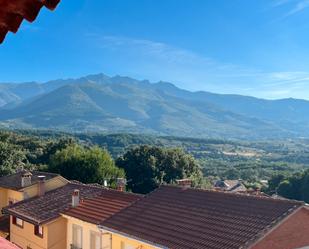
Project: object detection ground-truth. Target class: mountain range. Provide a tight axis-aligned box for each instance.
[1,73,309,139]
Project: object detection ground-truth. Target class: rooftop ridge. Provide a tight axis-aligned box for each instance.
[69,181,142,198]
[0,170,59,179]
[161,184,305,205]
[31,170,59,176]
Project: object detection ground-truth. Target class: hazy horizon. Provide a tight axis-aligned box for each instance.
[2,72,309,101]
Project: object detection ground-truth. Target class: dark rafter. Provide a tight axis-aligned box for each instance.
[0,0,60,43]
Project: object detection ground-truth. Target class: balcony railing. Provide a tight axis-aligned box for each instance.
[70,244,82,249]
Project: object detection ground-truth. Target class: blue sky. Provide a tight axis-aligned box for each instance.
[1,0,309,99]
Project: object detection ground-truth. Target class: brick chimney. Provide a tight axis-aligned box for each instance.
[72,189,80,207]
[21,171,32,188]
[176,179,192,189]
[38,175,46,197]
[116,178,126,192]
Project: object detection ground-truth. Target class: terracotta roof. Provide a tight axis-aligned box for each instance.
[3,182,105,225]
[0,238,20,249]
[3,182,142,226]
[0,170,60,190]
[0,0,61,44]
[101,185,303,249]
[63,191,141,224]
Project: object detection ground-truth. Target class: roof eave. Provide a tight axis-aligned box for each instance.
[243,204,305,249]
[3,208,59,226]
[61,213,99,226]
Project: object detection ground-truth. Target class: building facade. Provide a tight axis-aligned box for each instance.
[9,216,67,249]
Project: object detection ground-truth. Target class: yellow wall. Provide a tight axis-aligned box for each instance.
[0,187,8,212]
[109,232,162,249]
[23,176,68,199]
[47,217,67,249]
[7,189,24,203]
[0,188,23,212]
[10,215,48,249]
[63,215,163,249]
[10,216,67,249]
[64,215,110,249]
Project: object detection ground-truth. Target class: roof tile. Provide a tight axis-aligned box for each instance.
[101,185,303,249]
[4,182,140,225]
[63,191,141,224]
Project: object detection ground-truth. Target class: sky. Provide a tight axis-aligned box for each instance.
[1,0,309,99]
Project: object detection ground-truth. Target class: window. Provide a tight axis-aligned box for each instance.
[34,224,44,238]
[12,216,23,228]
[72,224,83,249]
[90,231,101,249]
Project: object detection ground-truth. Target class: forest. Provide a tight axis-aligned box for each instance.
[1,130,309,200]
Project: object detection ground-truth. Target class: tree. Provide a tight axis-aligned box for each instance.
[267,174,287,194]
[271,170,309,202]
[277,180,294,199]
[48,144,124,185]
[116,145,202,194]
[0,141,26,176]
[38,137,75,165]
[301,170,309,203]
[222,167,240,180]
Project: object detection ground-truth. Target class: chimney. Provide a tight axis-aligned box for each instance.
[116,178,126,192]
[21,171,32,188]
[72,189,80,207]
[176,179,192,189]
[38,175,46,197]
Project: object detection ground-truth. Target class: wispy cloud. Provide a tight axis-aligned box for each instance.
[86,34,309,100]
[272,0,293,7]
[272,0,309,17]
[286,0,309,16]
[91,35,213,66]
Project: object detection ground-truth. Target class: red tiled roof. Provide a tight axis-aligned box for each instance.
[0,0,61,44]
[3,182,105,225]
[4,181,142,226]
[100,185,303,249]
[63,190,141,224]
[0,238,20,249]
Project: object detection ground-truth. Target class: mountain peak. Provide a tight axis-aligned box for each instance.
[84,73,110,83]
[1,73,309,139]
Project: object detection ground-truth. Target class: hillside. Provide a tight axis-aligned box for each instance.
[3,130,309,183]
[1,73,309,139]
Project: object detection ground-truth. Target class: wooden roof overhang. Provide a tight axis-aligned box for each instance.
[0,0,60,43]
